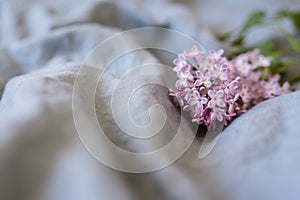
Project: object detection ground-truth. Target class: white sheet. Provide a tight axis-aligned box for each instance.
[1,0,300,200]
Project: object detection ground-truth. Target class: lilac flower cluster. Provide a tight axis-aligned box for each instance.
[169,46,290,129]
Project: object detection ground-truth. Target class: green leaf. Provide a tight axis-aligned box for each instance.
[216,31,232,42]
[229,11,266,47]
[240,11,266,34]
[258,40,275,55]
[216,9,300,85]
[291,11,300,32]
[288,74,300,84]
[268,51,293,75]
[274,60,292,73]
[275,10,290,19]
[232,36,244,46]
[269,53,282,73]
[276,10,300,33]
[281,29,300,56]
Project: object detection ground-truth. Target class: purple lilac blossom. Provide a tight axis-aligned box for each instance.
[169,46,290,129]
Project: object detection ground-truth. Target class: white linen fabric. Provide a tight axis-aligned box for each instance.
[1,0,300,200]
